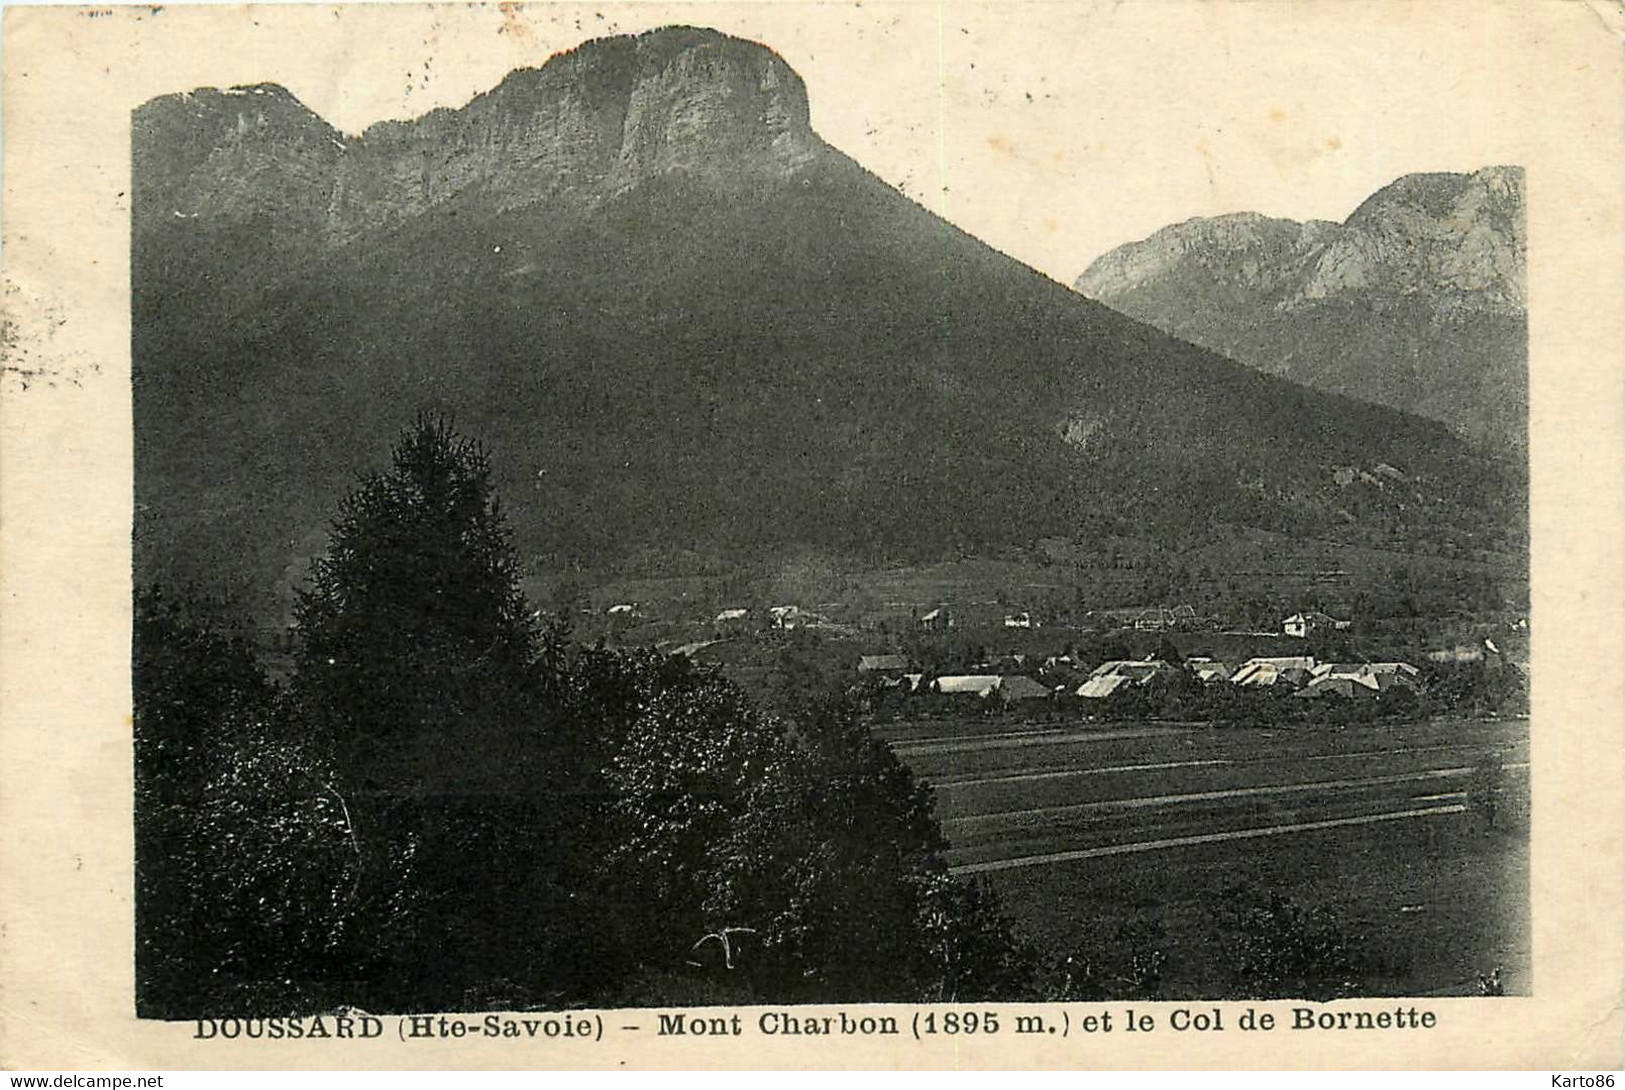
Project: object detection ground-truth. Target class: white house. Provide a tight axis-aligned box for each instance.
[931,675,1004,699]
[1283,611,1351,638]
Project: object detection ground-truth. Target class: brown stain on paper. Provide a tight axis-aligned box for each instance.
[497,2,534,42]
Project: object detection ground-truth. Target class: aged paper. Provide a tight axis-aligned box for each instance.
[2,0,1622,1070]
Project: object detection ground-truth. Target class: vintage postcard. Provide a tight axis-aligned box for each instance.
[1,0,1621,1071]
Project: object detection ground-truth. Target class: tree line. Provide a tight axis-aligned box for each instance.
[135,416,1031,1017]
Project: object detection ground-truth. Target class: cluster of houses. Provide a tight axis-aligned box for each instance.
[714,605,830,631]
[857,651,1421,707]
[602,603,834,633]
[941,606,1341,636]
[616,598,1356,642]
[945,605,1205,632]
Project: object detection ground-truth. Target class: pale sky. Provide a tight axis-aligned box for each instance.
[259,1,1541,282]
[11,1,1560,281]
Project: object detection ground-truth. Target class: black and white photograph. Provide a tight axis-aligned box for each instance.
[3,0,1622,1072]
[129,7,1533,1018]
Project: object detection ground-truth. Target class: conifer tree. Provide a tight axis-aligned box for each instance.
[292,414,544,792]
[289,416,570,1005]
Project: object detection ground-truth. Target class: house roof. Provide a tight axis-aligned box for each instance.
[1232,658,1316,687]
[1295,671,1410,698]
[1241,656,1317,671]
[1089,659,1175,685]
[1189,661,1233,681]
[1076,674,1135,699]
[1366,671,1415,691]
[1313,662,1362,677]
[999,675,1052,701]
[1285,611,1349,626]
[920,608,942,622]
[1312,660,1418,675]
[1294,676,1375,699]
[933,675,1002,696]
[715,608,749,622]
[858,654,911,672]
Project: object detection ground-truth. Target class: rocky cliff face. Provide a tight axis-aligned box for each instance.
[132,83,346,220]
[134,26,819,246]
[1308,167,1525,314]
[1080,212,1338,299]
[1074,167,1527,448]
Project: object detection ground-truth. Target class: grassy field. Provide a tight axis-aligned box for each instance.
[990,813,1528,999]
[881,715,1529,997]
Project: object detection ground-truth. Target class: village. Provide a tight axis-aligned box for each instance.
[584,595,1529,725]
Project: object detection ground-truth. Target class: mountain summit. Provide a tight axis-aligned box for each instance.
[1074,166,1527,448]
[136,27,816,243]
[134,30,1520,612]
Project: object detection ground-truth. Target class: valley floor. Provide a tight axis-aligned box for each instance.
[877,716,1530,998]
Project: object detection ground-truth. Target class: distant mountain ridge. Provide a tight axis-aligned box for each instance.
[1074,166,1527,448]
[133,28,1522,616]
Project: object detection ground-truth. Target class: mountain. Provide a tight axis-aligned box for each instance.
[1073,167,1527,449]
[133,28,1522,617]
